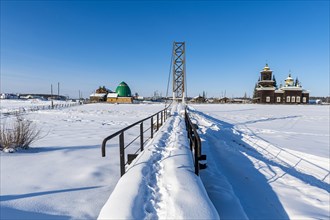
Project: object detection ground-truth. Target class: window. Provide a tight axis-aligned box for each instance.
[291,96,295,103]
[296,96,301,103]
[303,97,306,103]
[277,97,281,102]
[286,96,290,102]
[266,96,270,102]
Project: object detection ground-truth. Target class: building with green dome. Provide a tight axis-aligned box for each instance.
[115,82,132,97]
[107,81,133,103]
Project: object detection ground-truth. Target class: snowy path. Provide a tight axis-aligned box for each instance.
[189,107,330,219]
[98,104,219,219]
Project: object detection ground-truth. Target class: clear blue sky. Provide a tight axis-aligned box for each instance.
[1,0,329,98]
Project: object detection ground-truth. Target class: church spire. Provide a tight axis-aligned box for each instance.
[263,63,270,71]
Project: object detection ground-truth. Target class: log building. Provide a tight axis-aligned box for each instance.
[254,64,309,104]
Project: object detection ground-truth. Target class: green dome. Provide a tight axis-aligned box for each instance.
[115,81,132,97]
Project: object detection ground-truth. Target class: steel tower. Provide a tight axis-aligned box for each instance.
[172,42,186,103]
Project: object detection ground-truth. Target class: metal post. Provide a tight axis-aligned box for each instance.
[140,122,144,151]
[194,137,199,175]
[151,117,154,138]
[157,113,159,131]
[119,132,125,176]
[161,111,163,126]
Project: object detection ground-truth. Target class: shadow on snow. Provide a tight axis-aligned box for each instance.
[0,186,102,202]
[193,108,330,219]
[0,206,69,220]
[192,109,292,219]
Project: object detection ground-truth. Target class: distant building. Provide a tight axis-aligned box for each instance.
[89,86,111,102]
[89,82,133,104]
[0,93,19,99]
[107,82,133,104]
[254,64,309,104]
[190,95,206,103]
[89,93,107,102]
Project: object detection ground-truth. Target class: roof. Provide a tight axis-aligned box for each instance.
[256,87,275,91]
[107,93,118,98]
[116,81,132,97]
[90,93,107,97]
[280,87,303,91]
[261,63,272,72]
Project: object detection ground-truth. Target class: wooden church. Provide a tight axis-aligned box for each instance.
[254,64,309,104]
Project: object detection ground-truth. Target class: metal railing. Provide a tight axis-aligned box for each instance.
[185,107,206,175]
[101,105,171,176]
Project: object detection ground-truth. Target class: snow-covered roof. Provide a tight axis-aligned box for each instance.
[285,75,294,81]
[261,64,272,72]
[280,87,302,91]
[256,87,275,91]
[90,93,107,97]
[107,93,118,98]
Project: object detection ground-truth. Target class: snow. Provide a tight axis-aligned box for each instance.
[90,93,107,97]
[1,101,165,219]
[107,93,118,98]
[98,104,219,219]
[1,101,329,219]
[0,99,78,114]
[189,104,329,219]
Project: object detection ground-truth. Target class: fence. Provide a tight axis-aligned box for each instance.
[101,105,171,176]
[185,107,207,175]
[1,102,82,116]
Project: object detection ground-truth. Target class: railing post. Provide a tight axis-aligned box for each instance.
[194,137,199,175]
[102,139,106,157]
[140,122,144,151]
[151,117,154,138]
[119,132,125,176]
[157,113,159,131]
[161,111,163,126]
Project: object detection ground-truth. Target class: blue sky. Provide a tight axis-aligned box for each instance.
[1,0,329,98]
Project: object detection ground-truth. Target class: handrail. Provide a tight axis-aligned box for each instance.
[101,104,172,176]
[185,106,206,175]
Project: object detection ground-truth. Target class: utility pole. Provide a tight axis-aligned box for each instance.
[51,84,54,108]
[57,82,60,100]
[51,84,53,97]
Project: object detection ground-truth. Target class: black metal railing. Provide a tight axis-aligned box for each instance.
[185,107,207,175]
[101,105,171,176]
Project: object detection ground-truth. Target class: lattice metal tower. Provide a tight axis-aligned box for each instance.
[172,42,186,103]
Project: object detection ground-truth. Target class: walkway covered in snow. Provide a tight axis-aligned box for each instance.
[98,104,219,219]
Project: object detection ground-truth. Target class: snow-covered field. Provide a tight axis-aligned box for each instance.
[1,101,165,219]
[189,104,329,219]
[1,101,329,219]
